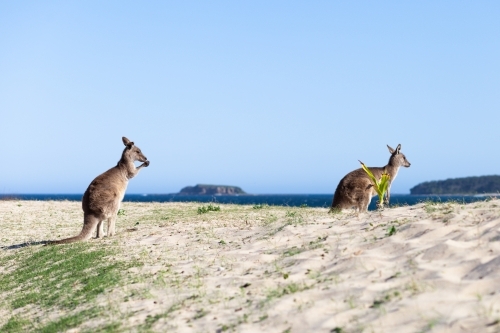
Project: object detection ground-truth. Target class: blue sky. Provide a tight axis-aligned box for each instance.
[1,1,499,194]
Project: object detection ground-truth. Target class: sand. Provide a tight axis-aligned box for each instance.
[1,199,500,332]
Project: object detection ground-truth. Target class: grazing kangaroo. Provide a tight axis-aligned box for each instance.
[49,137,149,244]
[330,144,410,212]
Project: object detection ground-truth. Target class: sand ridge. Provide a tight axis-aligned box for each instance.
[1,199,500,332]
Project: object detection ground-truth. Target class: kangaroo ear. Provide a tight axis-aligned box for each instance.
[395,144,401,154]
[122,137,134,149]
[387,145,395,154]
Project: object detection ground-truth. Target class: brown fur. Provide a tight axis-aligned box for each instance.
[48,137,149,244]
[330,144,410,212]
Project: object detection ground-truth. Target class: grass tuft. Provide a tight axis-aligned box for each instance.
[197,204,221,214]
[0,242,136,332]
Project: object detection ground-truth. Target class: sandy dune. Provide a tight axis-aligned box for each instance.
[1,199,500,332]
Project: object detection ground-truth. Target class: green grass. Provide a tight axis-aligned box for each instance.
[283,246,303,257]
[422,199,447,213]
[266,282,307,302]
[308,236,328,249]
[197,204,221,214]
[38,309,100,333]
[328,207,342,214]
[1,316,32,333]
[139,299,186,331]
[0,243,136,332]
[387,225,397,236]
[0,244,124,309]
[422,200,461,216]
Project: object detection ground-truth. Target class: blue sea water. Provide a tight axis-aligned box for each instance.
[1,193,498,210]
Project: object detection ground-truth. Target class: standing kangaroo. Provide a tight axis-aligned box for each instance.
[48,137,149,244]
[330,144,410,212]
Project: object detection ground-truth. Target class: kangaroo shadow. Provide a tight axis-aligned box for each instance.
[1,240,49,250]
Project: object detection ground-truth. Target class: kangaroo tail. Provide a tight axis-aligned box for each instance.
[47,214,99,245]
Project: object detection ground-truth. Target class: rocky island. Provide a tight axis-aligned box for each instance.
[177,184,246,195]
[410,175,500,195]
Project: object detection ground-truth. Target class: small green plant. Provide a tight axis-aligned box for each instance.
[359,160,390,209]
[258,314,268,322]
[253,204,268,209]
[266,282,304,301]
[387,225,397,236]
[283,247,303,257]
[370,292,397,308]
[420,318,440,332]
[197,204,221,214]
[285,210,305,226]
[329,207,341,214]
[423,200,438,213]
[117,209,126,216]
[193,309,208,320]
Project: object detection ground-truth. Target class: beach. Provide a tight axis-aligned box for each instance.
[1,199,500,332]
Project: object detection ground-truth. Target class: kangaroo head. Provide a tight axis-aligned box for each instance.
[122,137,148,163]
[387,144,411,168]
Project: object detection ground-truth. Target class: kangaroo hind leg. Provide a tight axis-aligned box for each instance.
[356,191,372,212]
[107,215,117,237]
[96,220,104,238]
[82,214,102,241]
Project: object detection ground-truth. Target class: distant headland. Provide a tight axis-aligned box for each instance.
[410,175,500,195]
[177,184,246,195]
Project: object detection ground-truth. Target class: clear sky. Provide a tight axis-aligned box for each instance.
[1,1,499,195]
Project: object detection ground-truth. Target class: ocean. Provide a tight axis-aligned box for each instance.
[1,193,498,211]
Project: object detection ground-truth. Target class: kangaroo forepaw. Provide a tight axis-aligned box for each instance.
[143,161,150,167]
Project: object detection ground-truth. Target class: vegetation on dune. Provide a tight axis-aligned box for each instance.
[0,242,136,332]
[1,199,499,332]
[410,175,500,195]
[0,202,327,332]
